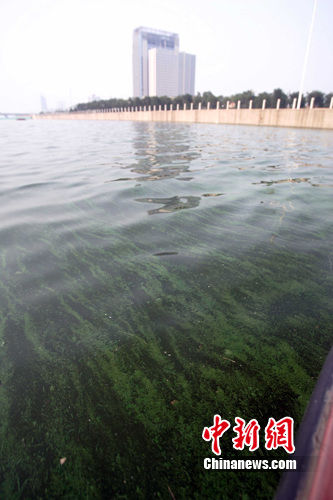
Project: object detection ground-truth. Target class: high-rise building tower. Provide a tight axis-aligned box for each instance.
[133,27,179,98]
[148,48,179,97]
[178,52,196,96]
[133,27,195,98]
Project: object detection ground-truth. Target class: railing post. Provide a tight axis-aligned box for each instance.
[262,99,266,110]
[176,104,179,111]
[226,101,229,110]
[276,98,281,110]
[237,100,241,110]
[183,103,187,110]
[310,97,315,109]
[198,102,202,110]
[170,104,173,111]
[249,100,253,109]
[159,105,162,111]
[190,102,193,110]
[292,98,297,109]
[216,101,220,109]
[153,105,156,111]
[164,104,167,111]
[207,102,210,110]
[330,97,333,109]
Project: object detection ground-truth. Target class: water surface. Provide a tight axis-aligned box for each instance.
[0,120,332,498]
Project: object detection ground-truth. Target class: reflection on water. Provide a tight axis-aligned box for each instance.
[124,122,200,182]
[0,120,332,499]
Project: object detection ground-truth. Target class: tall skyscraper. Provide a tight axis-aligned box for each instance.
[148,48,179,97]
[133,27,179,98]
[133,27,195,98]
[178,52,196,96]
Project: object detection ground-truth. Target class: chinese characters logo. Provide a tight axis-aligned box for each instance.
[202,415,295,455]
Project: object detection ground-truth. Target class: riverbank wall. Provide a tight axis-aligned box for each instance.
[34,108,333,130]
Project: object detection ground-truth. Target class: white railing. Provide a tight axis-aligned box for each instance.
[72,98,333,113]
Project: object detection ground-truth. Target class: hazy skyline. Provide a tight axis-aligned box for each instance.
[0,0,332,113]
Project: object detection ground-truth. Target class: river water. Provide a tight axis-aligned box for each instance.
[0,119,332,498]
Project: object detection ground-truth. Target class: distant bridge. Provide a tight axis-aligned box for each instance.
[0,113,33,120]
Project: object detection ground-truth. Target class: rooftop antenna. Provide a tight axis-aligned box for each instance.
[297,0,318,109]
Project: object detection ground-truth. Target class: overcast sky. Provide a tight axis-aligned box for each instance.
[0,0,332,113]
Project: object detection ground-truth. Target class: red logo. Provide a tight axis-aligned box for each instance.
[202,414,231,456]
[232,417,260,451]
[202,416,295,455]
[264,417,295,454]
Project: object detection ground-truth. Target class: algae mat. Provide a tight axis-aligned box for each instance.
[0,120,332,499]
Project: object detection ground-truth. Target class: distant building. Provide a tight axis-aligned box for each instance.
[133,27,195,98]
[56,101,66,111]
[178,52,196,96]
[148,48,179,97]
[40,95,47,113]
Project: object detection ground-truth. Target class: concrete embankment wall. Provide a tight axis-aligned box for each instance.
[35,108,333,130]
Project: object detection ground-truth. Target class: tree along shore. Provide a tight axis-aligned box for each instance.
[72,89,333,112]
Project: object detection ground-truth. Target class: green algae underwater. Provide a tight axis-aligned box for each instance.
[0,120,332,499]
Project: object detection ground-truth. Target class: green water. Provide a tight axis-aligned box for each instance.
[0,120,332,499]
